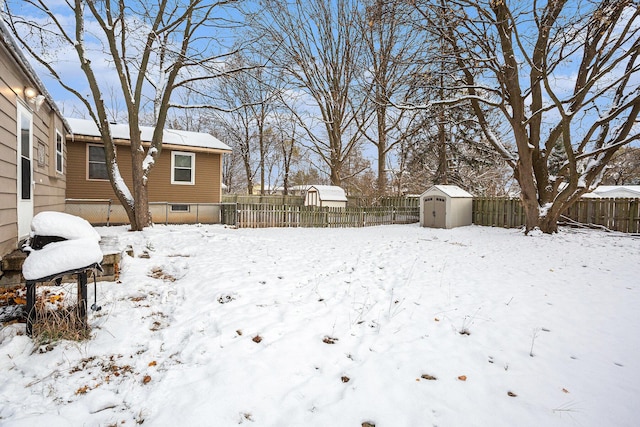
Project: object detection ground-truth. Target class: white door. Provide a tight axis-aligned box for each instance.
[17,103,33,240]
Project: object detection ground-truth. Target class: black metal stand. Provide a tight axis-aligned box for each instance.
[25,263,101,337]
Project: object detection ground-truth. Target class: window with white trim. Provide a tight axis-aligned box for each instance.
[171,151,195,185]
[55,130,64,174]
[88,144,108,180]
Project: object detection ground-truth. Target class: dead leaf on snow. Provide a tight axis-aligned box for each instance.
[458,375,467,381]
[323,336,338,344]
[76,385,89,395]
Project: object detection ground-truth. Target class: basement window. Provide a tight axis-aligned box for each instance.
[171,204,190,212]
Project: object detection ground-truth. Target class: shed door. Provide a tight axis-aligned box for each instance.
[424,196,446,228]
[17,104,34,240]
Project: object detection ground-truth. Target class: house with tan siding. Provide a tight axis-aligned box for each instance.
[0,20,68,264]
[64,118,232,224]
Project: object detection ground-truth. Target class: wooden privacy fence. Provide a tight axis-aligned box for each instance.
[473,197,640,233]
[234,204,420,228]
[222,194,305,206]
[222,194,420,208]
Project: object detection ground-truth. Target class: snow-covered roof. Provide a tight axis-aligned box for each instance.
[422,185,473,198]
[587,185,640,198]
[66,117,232,152]
[307,185,348,202]
[0,19,67,129]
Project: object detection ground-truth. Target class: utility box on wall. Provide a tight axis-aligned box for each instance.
[420,185,473,229]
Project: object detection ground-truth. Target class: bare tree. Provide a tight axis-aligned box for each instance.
[269,112,302,195]
[215,65,258,194]
[602,147,640,185]
[214,54,286,194]
[358,0,429,195]
[254,0,367,186]
[3,0,241,230]
[414,0,640,233]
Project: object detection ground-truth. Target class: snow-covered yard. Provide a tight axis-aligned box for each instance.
[1,224,639,426]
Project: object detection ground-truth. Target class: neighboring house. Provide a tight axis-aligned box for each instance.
[251,184,284,195]
[64,118,231,223]
[304,185,348,208]
[0,20,68,262]
[581,185,640,199]
[289,185,311,196]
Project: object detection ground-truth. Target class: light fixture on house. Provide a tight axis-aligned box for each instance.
[24,86,38,101]
[24,86,46,111]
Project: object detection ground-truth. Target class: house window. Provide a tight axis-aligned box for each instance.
[171,151,195,185]
[171,204,190,212]
[55,131,64,174]
[88,144,108,180]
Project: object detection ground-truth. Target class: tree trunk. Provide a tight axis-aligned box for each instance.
[538,212,559,234]
[377,147,387,196]
[129,132,151,231]
[376,106,387,196]
[516,159,543,234]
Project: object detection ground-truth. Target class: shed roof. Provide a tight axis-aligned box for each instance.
[66,117,232,152]
[308,185,348,202]
[423,185,473,198]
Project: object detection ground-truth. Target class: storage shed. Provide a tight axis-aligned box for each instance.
[304,185,348,208]
[420,185,473,228]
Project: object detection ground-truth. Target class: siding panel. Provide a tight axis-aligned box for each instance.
[67,139,224,204]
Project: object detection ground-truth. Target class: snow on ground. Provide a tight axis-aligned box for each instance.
[1,224,639,426]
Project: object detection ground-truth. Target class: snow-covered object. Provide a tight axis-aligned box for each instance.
[427,184,473,198]
[23,212,103,280]
[420,185,473,228]
[304,185,348,207]
[582,185,640,199]
[65,117,231,152]
[22,238,103,281]
[30,211,101,242]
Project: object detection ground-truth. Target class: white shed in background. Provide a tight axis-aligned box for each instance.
[304,185,348,208]
[420,185,473,229]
